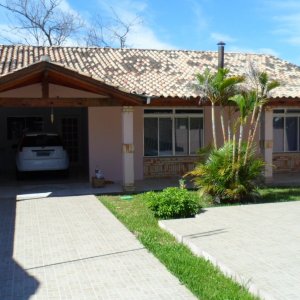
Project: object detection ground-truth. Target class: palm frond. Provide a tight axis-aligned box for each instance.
[266,80,280,93]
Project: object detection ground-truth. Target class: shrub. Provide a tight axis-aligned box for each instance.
[143,187,201,219]
[188,142,264,203]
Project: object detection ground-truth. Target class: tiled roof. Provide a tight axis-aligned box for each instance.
[0,45,299,99]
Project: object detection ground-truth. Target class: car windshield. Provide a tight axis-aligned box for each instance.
[21,135,63,147]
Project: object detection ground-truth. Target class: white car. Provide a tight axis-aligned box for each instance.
[16,133,69,177]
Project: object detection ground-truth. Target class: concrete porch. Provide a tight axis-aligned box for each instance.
[0,176,184,199]
[1,171,300,200]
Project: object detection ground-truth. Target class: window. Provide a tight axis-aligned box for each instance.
[175,118,188,155]
[7,116,44,140]
[159,118,173,156]
[273,109,300,152]
[144,118,158,156]
[273,117,284,152]
[144,109,204,156]
[61,117,79,162]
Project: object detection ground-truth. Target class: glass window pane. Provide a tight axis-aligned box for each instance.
[190,117,203,154]
[159,118,173,156]
[144,118,158,156]
[175,118,188,155]
[285,117,298,151]
[273,117,284,152]
[144,109,172,114]
[175,109,203,114]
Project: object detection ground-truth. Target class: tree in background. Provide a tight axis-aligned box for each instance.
[85,8,142,48]
[0,0,82,46]
[0,0,140,48]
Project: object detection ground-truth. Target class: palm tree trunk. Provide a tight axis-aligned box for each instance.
[235,123,244,181]
[244,104,258,165]
[211,102,217,149]
[237,124,244,166]
[227,106,233,143]
[220,104,227,144]
[232,130,236,171]
[249,106,263,150]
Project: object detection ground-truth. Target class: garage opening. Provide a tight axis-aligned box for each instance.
[0,107,88,182]
[0,56,143,186]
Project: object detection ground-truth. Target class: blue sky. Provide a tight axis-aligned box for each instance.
[1,0,300,65]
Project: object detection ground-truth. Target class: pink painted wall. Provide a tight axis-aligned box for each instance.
[88,107,123,182]
[88,106,145,182]
[204,106,260,147]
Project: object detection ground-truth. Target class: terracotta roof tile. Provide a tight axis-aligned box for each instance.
[0,45,300,99]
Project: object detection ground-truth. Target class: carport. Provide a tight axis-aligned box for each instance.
[0,56,142,187]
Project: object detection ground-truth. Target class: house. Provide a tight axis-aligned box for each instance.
[0,44,300,189]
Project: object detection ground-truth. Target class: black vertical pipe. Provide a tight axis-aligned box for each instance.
[217,41,225,69]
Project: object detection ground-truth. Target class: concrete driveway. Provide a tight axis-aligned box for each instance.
[0,194,195,300]
[160,201,300,300]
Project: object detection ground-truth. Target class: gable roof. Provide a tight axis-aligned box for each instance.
[0,59,142,106]
[0,45,300,99]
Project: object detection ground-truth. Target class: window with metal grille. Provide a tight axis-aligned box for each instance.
[144,109,204,156]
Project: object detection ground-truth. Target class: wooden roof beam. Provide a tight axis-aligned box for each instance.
[0,97,119,107]
[42,70,49,98]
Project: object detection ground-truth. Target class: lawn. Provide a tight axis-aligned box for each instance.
[99,187,300,299]
[99,194,259,300]
[189,186,300,206]
[259,187,300,203]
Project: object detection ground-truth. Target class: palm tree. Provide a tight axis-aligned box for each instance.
[244,71,280,164]
[195,68,244,148]
[188,67,280,204]
[230,91,257,167]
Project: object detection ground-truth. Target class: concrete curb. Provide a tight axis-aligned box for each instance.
[159,220,275,300]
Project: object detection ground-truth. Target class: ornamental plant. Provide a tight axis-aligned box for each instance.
[143,187,201,219]
[189,143,264,203]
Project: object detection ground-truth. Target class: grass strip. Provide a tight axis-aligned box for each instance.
[99,195,259,300]
[259,187,300,203]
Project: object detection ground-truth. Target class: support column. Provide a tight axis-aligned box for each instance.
[122,106,135,191]
[262,107,273,183]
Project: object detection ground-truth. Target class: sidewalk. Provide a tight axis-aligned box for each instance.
[160,201,300,300]
[0,194,196,299]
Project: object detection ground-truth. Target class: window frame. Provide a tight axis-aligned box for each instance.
[143,108,204,157]
[273,108,300,153]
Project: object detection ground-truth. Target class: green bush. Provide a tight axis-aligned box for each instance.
[143,187,201,219]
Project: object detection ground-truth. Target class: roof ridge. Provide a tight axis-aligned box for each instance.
[0,44,274,57]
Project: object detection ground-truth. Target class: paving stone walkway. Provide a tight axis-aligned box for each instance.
[160,201,300,300]
[0,194,196,300]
